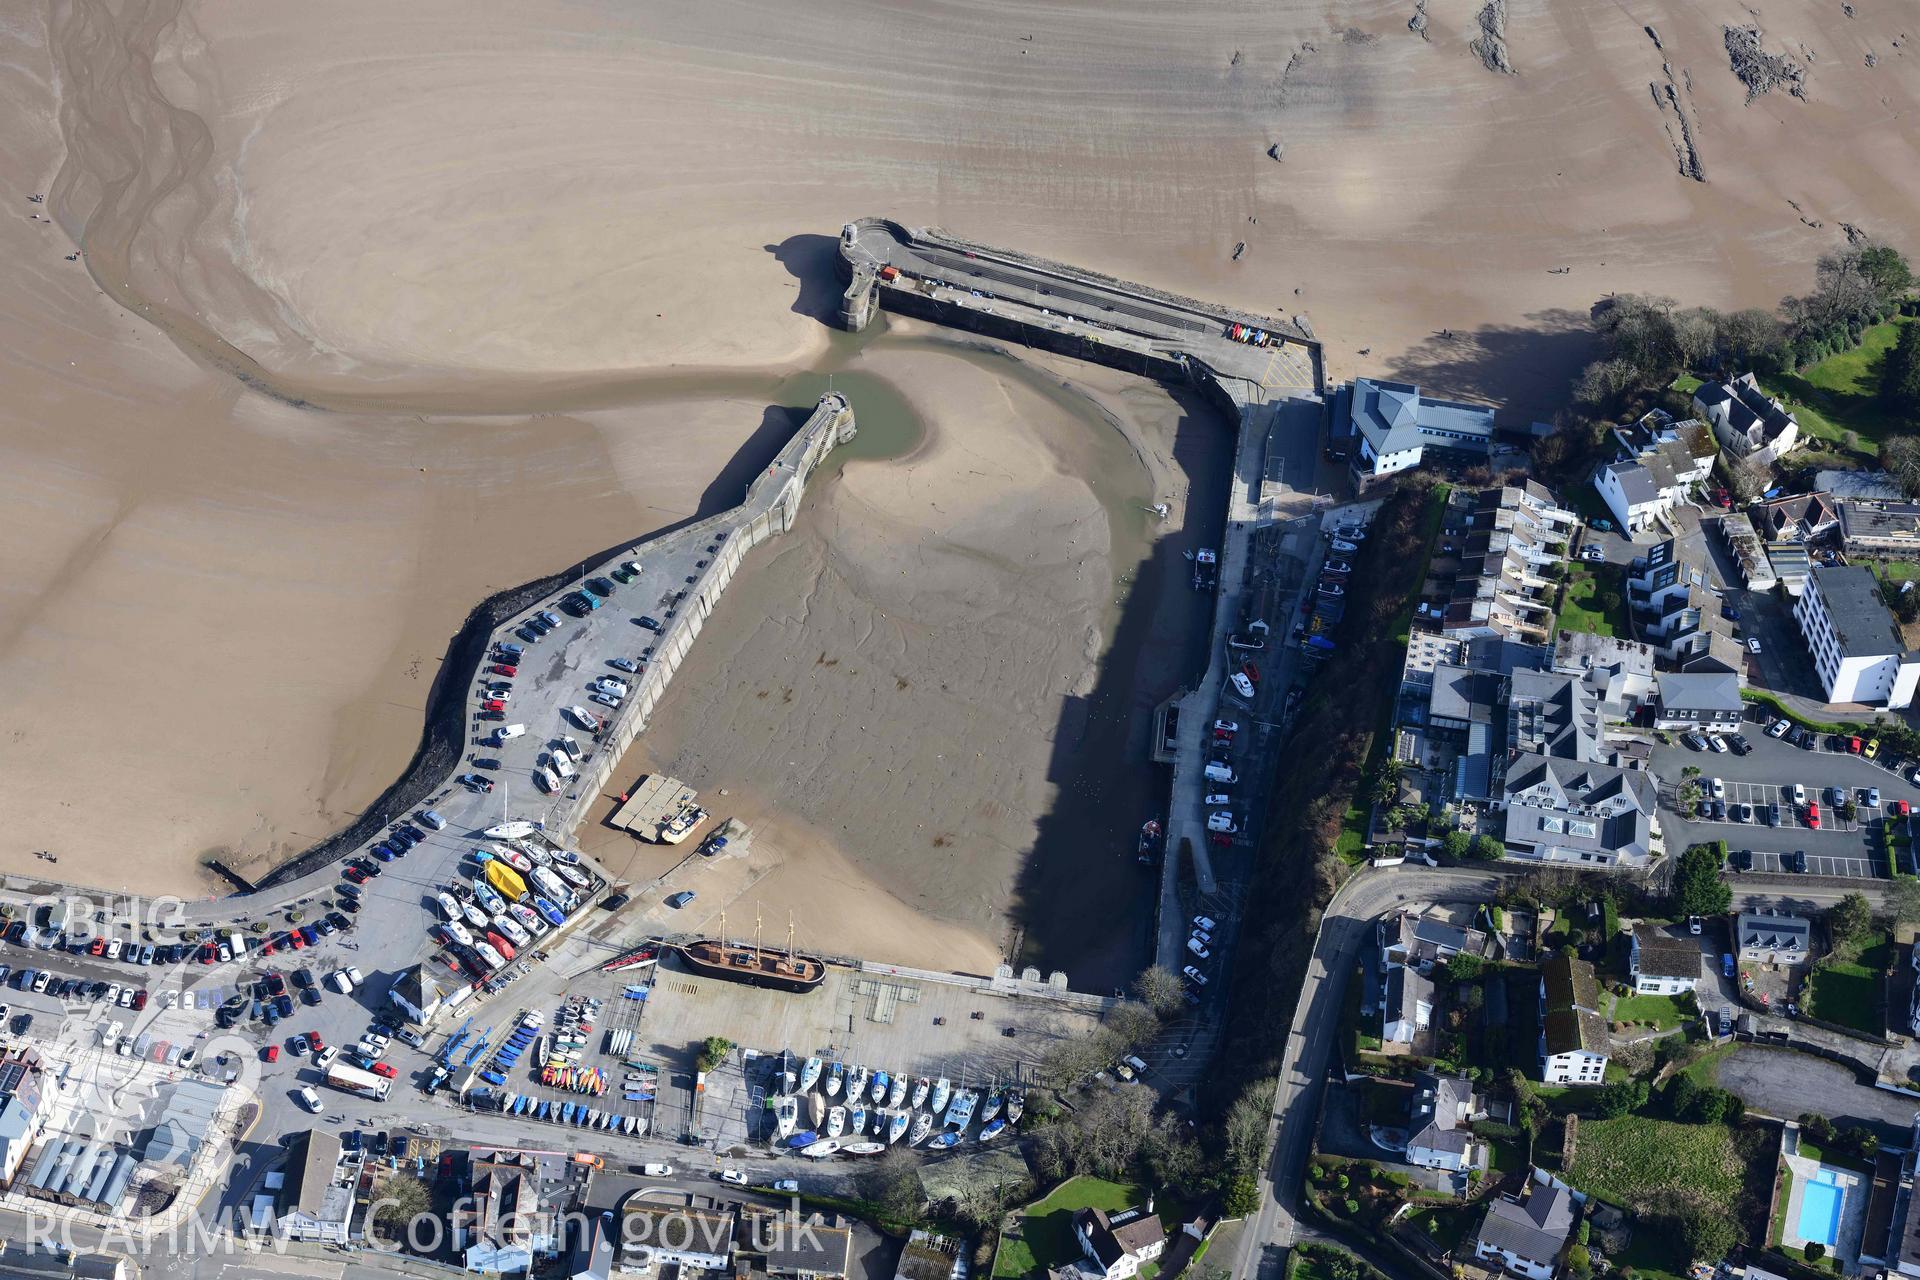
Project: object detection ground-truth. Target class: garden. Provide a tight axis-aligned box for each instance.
[992,1177,1149,1279]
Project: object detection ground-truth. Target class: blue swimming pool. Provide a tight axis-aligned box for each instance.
[1798,1169,1846,1247]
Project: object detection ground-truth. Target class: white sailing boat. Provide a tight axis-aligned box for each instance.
[908,1112,935,1146]
[774,1097,799,1139]
[980,1090,1003,1124]
[1006,1090,1026,1125]
[799,1057,823,1094]
[825,1063,845,1097]
[849,1105,867,1136]
[870,1070,889,1104]
[848,1065,870,1102]
[886,1110,910,1144]
[929,1077,951,1115]
[483,820,537,840]
[887,1075,908,1109]
[910,1077,931,1110]
[826,1106,847,1138]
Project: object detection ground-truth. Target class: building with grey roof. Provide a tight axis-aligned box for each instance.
[275,1129,358,1245]
[1737,911,1811,965]
[1653,671,1743,731]
[1383,966,1435,1046]
[1407,1072,1481,1172]
[1072,1204,1165,1280]
[1501,754,1658,868]
[1334,377,1499,481]
[1442,486,1577,647]
[1627,537,1744,673]
[1508,669,1601,759]
[1695,373,1800,466]
[1759,492,1840,542]
[1382,910,1486,969]
[1552,630,1656,722]
[1840,499,1920,559]
[0,1048,47,1189]
[1794,564,1920,708]
[1593,418,1715,534]
[1473,1178,1578,1280]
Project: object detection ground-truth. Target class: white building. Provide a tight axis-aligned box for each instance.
[1334,378,1499,480]
[1539,955,1609,1085]
[1629,923,1700,996]
[1694,373,1800,467]
[1592,419,1716,535]
[1072,1205,1166,1280]
[275,1130,359,1245]
[1793,564,1920,709]
[1406,1073,1481,1172]
[1474,1178,1578,1280]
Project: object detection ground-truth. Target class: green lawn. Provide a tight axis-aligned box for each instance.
[1405,1205,1477,1254]
[1763,317,1916,454]
[1670,374,1705,396]
[1610,992,1691,1030]
[1807,930,1891,1033]
[1558,562,1629,639]
[1564,1115,1744,1214]
[994,1177,1145,1278]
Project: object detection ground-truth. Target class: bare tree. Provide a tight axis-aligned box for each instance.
[1671,307,1720,374]
[1225,1078,1276,1175]
[1883,437,1920,500]
[1106,1000,1161,1050]
[855,1147,926,1222]
[1132,966,1186,1018]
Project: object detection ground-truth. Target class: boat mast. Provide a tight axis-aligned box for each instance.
[754,905,764,958]
[786,911,797,963]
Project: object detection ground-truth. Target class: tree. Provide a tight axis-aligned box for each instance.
[1881,322,1920,424]
[1888,876,1920,925]
[1225,1079,1276,1175]
[1222,1174,1260,1218]
[1443,828,1473,861]
[1673,844,1732,917]
[855,1148,926,1223]
[1568,1244,1593,1278]
[696,1036,734,1072]
[1678,1205,1738,1264]
[1595,1080,1647,1118]
[1829,892,1874,950]
[1472,834,1506,862]
[1806,1243,1827,1263]
[1445,952,1485,982]
[1716,308,1789,373]
[1857,244,1914,303]
[1131,966,1185,1018]
[373,1176,431,1231]
[1105,1000,1161,1050]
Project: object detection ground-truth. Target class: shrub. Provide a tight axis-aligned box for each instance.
[1807,1243,1826,1263]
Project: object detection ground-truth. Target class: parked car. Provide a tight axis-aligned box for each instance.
[1181,965,1208,986]
[1767,718,1792,738]
[1682,732,1709,751]
[666,891,697,909]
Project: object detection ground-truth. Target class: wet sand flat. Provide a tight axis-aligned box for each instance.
[4,0,1919,911]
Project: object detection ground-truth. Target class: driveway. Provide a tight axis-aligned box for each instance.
[1708,1043,1920,1133]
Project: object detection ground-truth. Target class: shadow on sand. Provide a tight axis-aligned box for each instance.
[1380,308,1597,421]
[766,234,847,326]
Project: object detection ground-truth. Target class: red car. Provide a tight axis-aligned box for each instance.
[307,1031,326,1051]
[1893,800,1912,817]
[343,866,368,885]
[1807,802,1822,830]
[1850,737,1863,754]
[260,938,277,956]
[131,990,147,1011]
[288,931,306,950]
[371,1061,398,1078]
[263,1045,279,1063]
[481,699,505,713]
[88,937,107,957]
[199,944,216,965]
[489,664,517,677]
[1209,832,1233,848]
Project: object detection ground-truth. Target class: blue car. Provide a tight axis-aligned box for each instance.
[370,845,394,863]
[298,926,319,946]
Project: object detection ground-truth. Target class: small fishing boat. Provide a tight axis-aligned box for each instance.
[886,1110,910,1144]
[910,1077,930,1110]
[927,1131,961,1150]
[849,1105,867,1136]
[888,1075,908,1109]
[844,1141,885,1155]
[870,1070,890,1104]
[799,1056,823,1094]
[908,1112,934,1145]
[496,846,534,873]
[826,1106,847,1138]
[929,1077,951,1114]
[534,896,566,926]
[802,1138,843,1158]
[943,1089,977,1131]
[979,1118,1008,1142]
[825,1062,845,1097]
[1006,1090,1025,1125]
[981,1091,1003,1124]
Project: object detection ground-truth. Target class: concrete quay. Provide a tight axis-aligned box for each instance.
[0,394,856,934]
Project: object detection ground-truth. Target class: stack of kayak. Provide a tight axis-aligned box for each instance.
[540,1062,609,1096]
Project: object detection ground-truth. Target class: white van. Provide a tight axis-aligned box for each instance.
[328,971,353,995]
[1204,762,1238,784]
[419,810,447,831]
[550,750,578,781]
[494,724,526,745]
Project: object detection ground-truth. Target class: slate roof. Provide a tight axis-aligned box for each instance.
[1632,923,1700,979]
[1811,564,1909,659]
[1387,965,1435,1030]
[1508,669,1601,760]
[1541,954,1607,1056]
[1605,461,1660,506]
[1477,1183,1577,1265]
[1502,754,1657,862]
[281,1129,348,1224]
[1349,377,1497,458]
[1077,1207,1165,1269]
[1656,671,1743,714]
[1737,911,1810,955]
[1408,1072,1476,1156]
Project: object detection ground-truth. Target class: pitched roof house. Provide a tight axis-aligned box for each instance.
[1501,755,1658,867]
[275,1129,358,1245]
[1540,955,1609,1086]
[1407,1072,1481,1172]
[1073,1205,1167,1280]
[1695,374,1799,466]
[1474,1179,1579,1280]
[454,1152,555,1275]
[1629,923,1700,995]
[1384,966,1436,1045]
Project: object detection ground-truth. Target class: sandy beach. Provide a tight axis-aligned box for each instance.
[3,0,1918,927]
